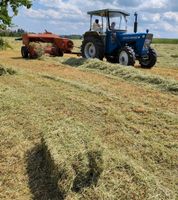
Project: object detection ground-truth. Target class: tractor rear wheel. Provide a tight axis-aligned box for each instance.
[81,37,104,60]
[118,46,135,66]
[21,46,29,58]
[140,48,157,69]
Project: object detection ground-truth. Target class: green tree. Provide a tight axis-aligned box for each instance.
[0,0,32,29]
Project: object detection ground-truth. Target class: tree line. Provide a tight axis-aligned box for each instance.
[0,29,26,37]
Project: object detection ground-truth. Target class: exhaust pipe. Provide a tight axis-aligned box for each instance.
[134,12,138,33]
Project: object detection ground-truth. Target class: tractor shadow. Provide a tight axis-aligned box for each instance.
[26,144,64,200]
[61,57,86,68]
[11,56,30,60]
[72,150,104,193]
[26,143,103,199]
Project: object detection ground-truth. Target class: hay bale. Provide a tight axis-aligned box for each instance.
[29,42,45,58]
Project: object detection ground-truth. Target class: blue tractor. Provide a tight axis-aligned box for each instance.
[81,9,157,68]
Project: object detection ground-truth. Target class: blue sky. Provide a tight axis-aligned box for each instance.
[12,0,178,38]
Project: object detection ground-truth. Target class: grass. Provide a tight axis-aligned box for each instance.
[152,43,178,69]
[0,38,12,50]
[153,38,178,44]
[0,37,178,200]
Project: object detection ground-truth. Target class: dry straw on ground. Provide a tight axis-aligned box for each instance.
[0,38,12,50]
[52,57,178,94]
[0,38,178,200]
[0,64,16,76]
[42,118,104,199]
[42,118,176,199]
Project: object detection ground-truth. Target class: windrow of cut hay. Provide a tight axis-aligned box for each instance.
[42,118,175,200]
[53,57,178,94]
[0,38,12,50]
[0,64,17,76]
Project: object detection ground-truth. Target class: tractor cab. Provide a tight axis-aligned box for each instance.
[81,9,157,68]
[88,9,129,33]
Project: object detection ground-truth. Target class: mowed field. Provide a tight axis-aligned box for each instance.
[0,38,178,200]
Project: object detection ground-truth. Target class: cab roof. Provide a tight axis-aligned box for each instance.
[87,9,130,17]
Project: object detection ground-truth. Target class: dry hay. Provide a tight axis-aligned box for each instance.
[29,42,49,58]
[52,57,178,94]
[0,39,178,200]
[42,118,175,200]
[0,65,16,76]
[42,118,104,199]
[0,38,12,50]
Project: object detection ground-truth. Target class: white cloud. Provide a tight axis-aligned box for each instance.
[141,13,161,22]
[25,9,46,19]
[13,0,178,37]
[25,8,61,20]
[164,12,178,22]
[138,0,168,10]
[158,21,178,33]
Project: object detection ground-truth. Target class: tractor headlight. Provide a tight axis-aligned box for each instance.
[144,34,153,49]
[144,39,151,49]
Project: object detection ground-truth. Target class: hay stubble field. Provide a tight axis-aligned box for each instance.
[0,38,178,199]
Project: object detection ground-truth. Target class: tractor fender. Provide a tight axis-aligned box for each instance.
[83,31,103,42]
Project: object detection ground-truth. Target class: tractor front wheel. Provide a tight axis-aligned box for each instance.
[81,37,104,60]
[118,46,135,66]
[139,48,157,69]
[21,46,29,58]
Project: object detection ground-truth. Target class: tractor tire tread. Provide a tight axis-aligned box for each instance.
[118,46,136,66]
[21,46,29,58]
[140,47,157,68]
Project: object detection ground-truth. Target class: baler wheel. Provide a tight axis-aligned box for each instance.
[140,48,157,69]
[21,46,29,58]
[81,37,104,60]
[118,46,135,66]
[58,49,64,57]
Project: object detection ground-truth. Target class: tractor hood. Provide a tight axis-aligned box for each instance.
[120,33,153,41]
[118,32,153,56]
